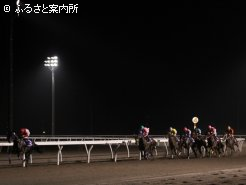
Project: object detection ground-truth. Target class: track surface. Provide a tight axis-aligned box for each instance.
[0,144,246,185]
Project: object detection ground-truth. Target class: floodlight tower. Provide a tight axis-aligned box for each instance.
[44,56,58,136]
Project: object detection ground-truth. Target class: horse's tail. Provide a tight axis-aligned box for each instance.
[31,139,42,153]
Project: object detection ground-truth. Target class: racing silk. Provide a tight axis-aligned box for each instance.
[194,127,201,135]
[170,128,177,136]
[226,128,234,136]
[208,127,217,136]
[20,128,30,138]
[184,129,191,138]
[24,138,33,147]
[142,127,149,137]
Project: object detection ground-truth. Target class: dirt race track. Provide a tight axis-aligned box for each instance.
[0,143,246,185]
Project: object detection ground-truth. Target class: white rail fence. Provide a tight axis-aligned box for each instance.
[0,135,245,167]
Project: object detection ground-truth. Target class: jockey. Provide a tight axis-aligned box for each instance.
[183,127,191,138]
[208,125,217,136]
[19,128,32,147]
[142,127,149,138]
[138,125,145,135]
[141,126,152,143]
[225,125,238,146]
[194,127,202,136]
[183,127,194,142]
[20,128,30,138]
[169,127,177,136]
[225,125,234,137]
[169,127,179,142]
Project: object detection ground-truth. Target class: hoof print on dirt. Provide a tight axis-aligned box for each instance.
[212,173,219,176]
[221,180,232,184]
[196,179,202,182]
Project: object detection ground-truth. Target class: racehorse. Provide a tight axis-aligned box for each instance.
[191,132,207,158]
[206,134,224,157]
[179,135,195,159]
[137,135,157,159]
[223,134,239,156]
[6,131,40,167]
[168,132,180,159]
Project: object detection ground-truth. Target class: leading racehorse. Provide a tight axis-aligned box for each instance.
[6,131,40,167]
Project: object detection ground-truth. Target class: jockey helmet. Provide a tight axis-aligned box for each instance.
[20,128,30,137]
[169,127,172,131]
[143,127,149,132]
[208,125,212,129]
[140,125,144,129]
[227,125,231,129]
[183,127,188,131]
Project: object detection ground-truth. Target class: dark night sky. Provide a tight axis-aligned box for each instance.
[2,1,246,135]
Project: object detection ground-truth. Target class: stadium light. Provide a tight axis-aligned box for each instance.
[44,56,58,136]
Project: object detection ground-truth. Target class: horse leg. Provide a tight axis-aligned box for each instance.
[22,153,26,167]
[226,144,232,156]
[198,141,205,157]
[209,148,213,158]
[217,146,221,157]
[215,143,221,157]
[171,144,178,159]
[200,146,206,158]
[234,140,239,152]
[143,150,147,159]
[7,147,12,164]
[205,147,209,157]
[187,147,190,159]
[26,152,31,166]
[193,146,198,158]
[188,145,193,159]
[169,146,174,159]
[145,150,150,159]
[141,150,144,158]
[197,143,202,157]
[173,147,178,159]
[218,142,225,157]
[194,142,199,158]
[23,149,31,167]
[176,148,181,158]
[8,153,12,164]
